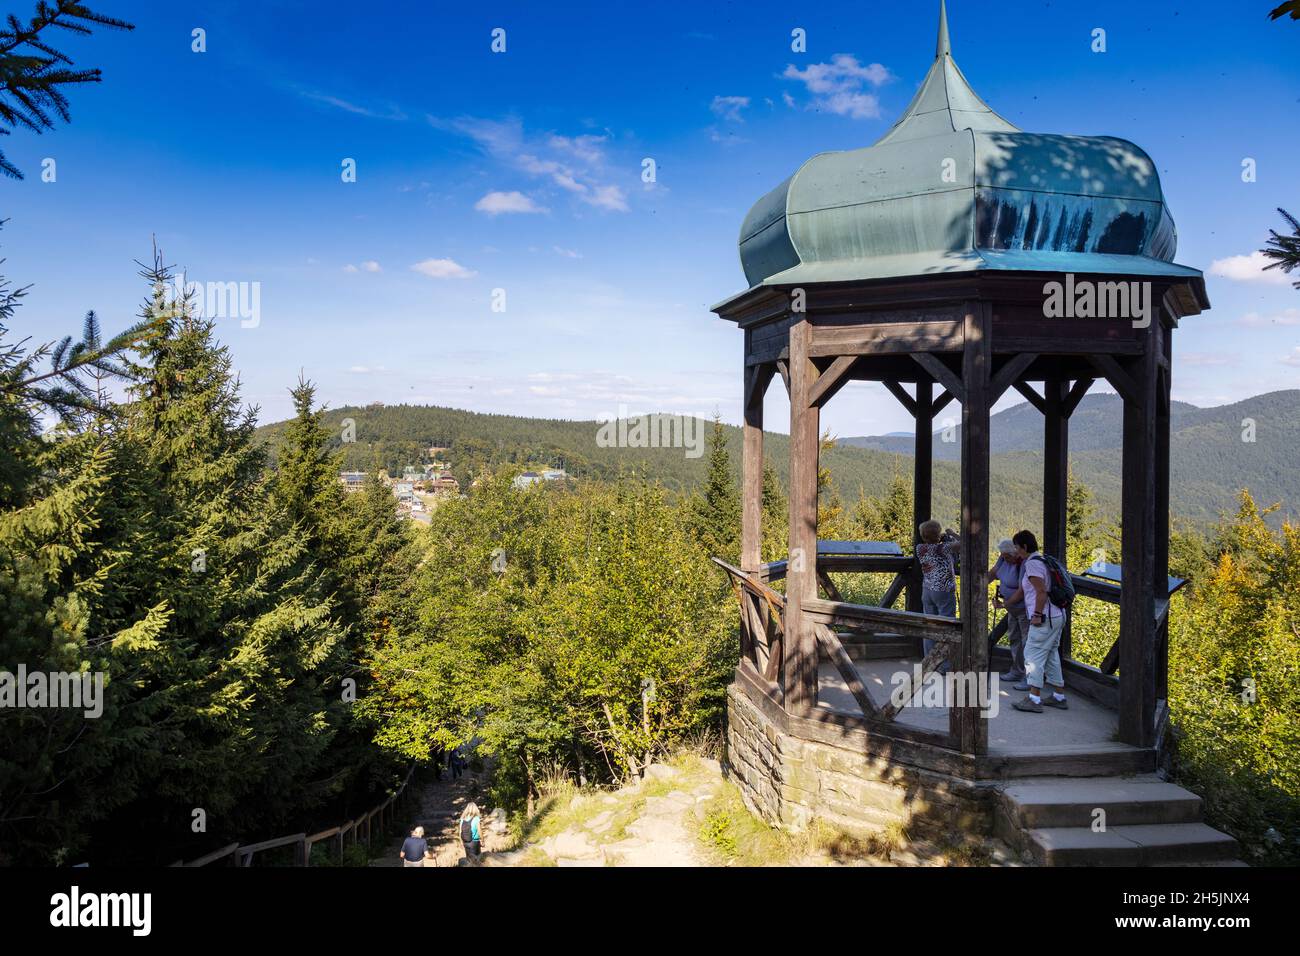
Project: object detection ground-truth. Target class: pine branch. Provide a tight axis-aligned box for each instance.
[0,1,133,179]
[1269,1,1300,22]
[1260,207,1300,290]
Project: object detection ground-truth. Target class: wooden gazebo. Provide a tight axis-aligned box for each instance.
[712,1,1209,790]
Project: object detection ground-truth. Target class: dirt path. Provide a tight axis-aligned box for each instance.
[371,769,487,868]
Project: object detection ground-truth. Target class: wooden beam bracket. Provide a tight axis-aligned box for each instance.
[882,379,918,417]
[990,353,1039,403]
[808,354,858,408]
[910,353,965,405]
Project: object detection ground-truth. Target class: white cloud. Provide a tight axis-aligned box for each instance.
[349,365,388,374]
[710,95,750,122]
[343,264,359,273]
[474,190,548,215]
[547,133,608,165]
[1240,307,1300,326]
[586,184,628,212]
[782,54,893,119]
[1283,347,1300,367]
[1208,251,1294,286]
[361,260,381,272]
[410,258,476,279]
[430,114,630,214]
[1180,352,1239,368]
[553,246,583,258]
[299,90,406,121]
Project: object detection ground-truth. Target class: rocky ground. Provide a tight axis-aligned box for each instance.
[375,753,1020,868]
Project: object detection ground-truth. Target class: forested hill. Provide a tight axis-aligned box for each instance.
[254,390,1300,528]
[841,390,1300,526]
[253,403,1042,529]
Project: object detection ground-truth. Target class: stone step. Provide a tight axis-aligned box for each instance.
[1001,775,1203,828]
[1024,822,1239,866]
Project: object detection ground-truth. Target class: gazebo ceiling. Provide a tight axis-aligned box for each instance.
[732,1,1203,300]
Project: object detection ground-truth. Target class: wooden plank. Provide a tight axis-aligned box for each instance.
[741,351,772,623]
[878,638,952,722]
[910,352,965,404]
[814,623,878,717]
[1013,381,1047,415]
[1154,358,1172,701]
[1072,573,1122,604]
[880,570,909,610]
[185,843,239,868]
[1064,377,1095,417]
[816,539,904,556]
[1118,329,1159,747]
[994,336,1142,356]
[808,354,858,408]
[1063,658,1120,709]
[1043,377,1069,564]
[785,318,820,714]
[817,554,913,574]
[775,359,791,395]
[932,389,955,416]
[882,379,917,417]
[711,556,786,610]
[803,597,961,642]
[811,319,963,357]
[816,569,844,601]
[954,302,991,755]
[910,377,933,614]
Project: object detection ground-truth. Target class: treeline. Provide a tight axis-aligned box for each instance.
[0,253,416,865]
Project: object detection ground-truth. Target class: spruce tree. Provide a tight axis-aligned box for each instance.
[692,415,739,560]
[79,257,352,859]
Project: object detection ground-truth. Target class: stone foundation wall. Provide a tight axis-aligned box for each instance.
[725,683,995,839]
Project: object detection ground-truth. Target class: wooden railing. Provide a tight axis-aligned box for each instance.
[172,763,417,867]
[722,548,1186,749]
[714,550,961,726]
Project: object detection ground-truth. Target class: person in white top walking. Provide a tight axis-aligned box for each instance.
[999,530,1068,714]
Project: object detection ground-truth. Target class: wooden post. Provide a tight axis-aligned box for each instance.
[1043,376,1069,562]
[1043,375,1071,659]
[1154,333,1173,702]
[785,318,821,714]
[954,304,991,754]
[741,358,772,670]
[741,353,766,572]
[1118,319,1160,747]
[909,378,934,614]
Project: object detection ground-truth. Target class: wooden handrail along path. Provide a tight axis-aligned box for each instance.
[172,763,418,867]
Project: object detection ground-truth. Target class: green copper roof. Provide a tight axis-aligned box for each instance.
[732,0,1202,300]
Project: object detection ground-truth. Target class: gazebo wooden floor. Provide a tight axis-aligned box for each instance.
[817,658,1125,757]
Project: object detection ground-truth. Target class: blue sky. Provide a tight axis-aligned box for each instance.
[2,0,1298,436]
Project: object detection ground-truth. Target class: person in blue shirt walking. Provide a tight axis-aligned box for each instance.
[399,825,428,867]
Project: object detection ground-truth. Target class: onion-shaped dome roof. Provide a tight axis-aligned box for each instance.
[735,1,1203,293]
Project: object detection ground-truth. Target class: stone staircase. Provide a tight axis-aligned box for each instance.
[994,774,1244,866]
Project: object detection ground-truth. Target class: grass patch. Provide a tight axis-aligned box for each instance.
[692,780,801,866]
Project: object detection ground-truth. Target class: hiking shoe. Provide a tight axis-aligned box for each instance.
[1012,696,1043,713]
[1013,681,1031,692]
[1041,695,1069,710]
[1000,670,1025,682]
